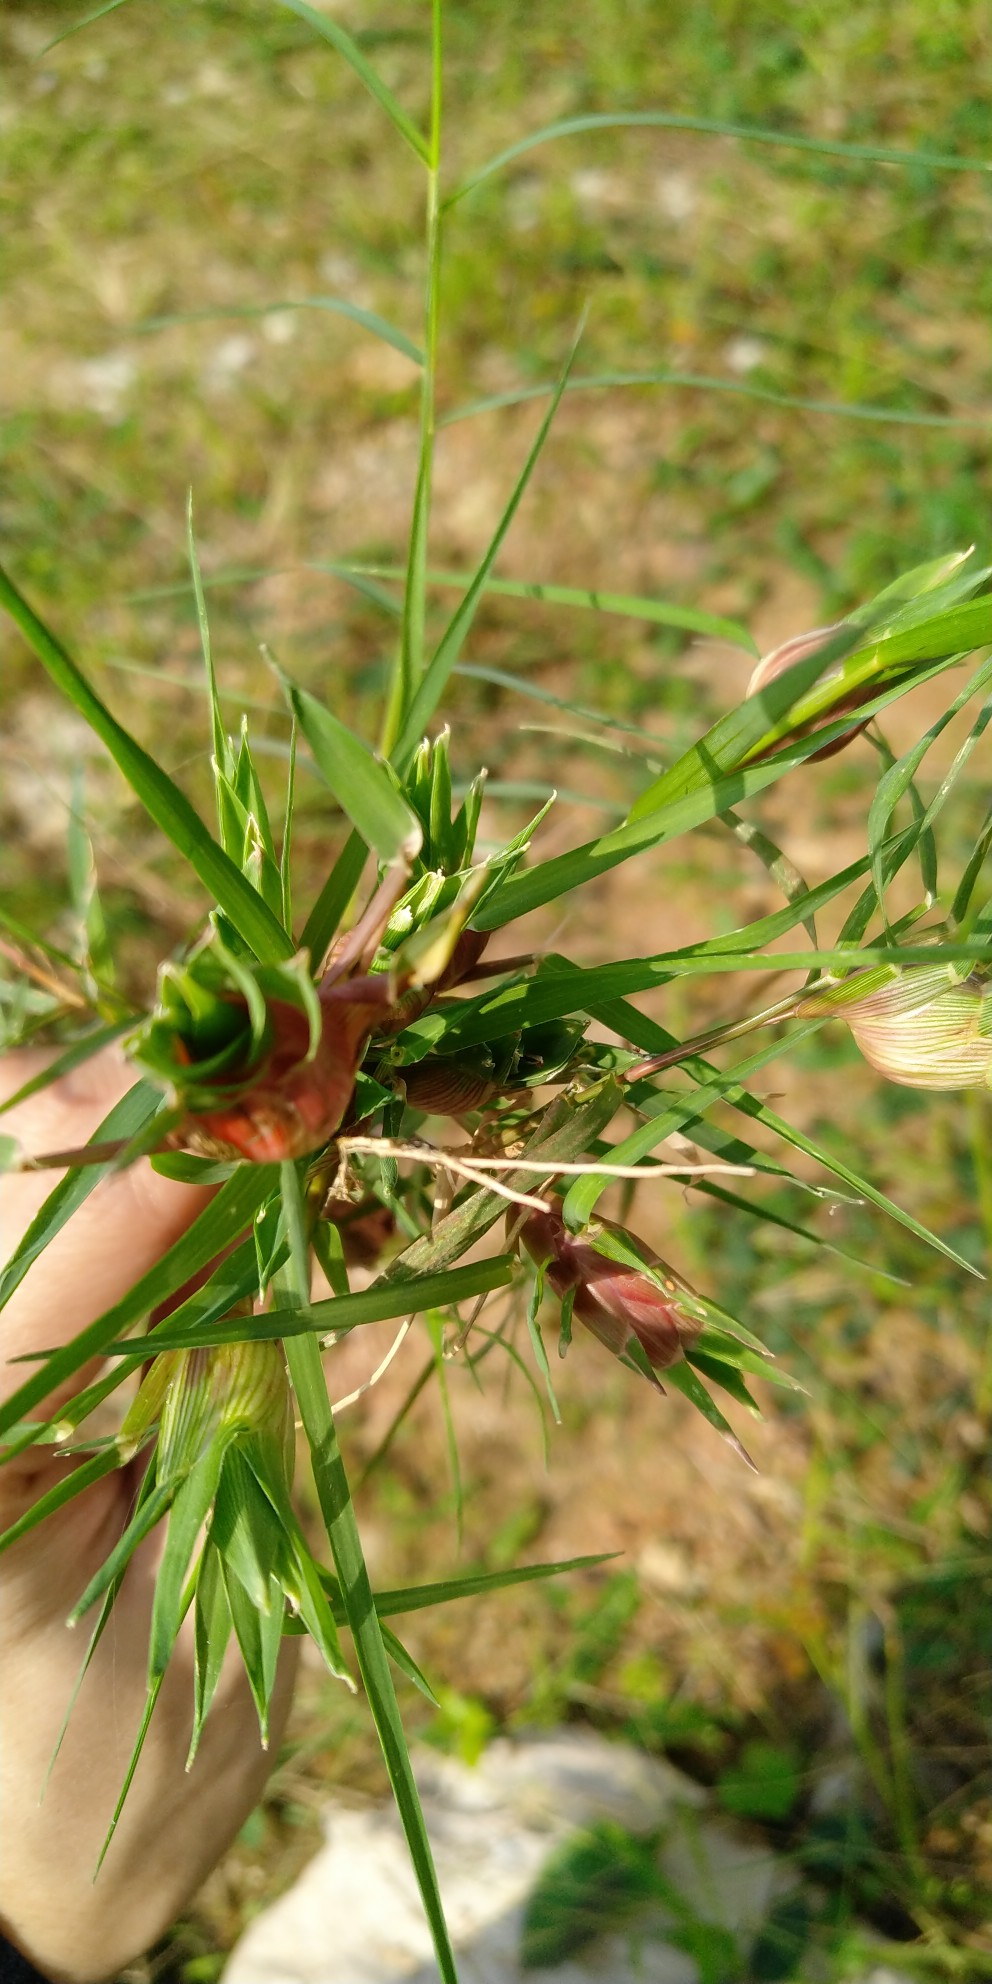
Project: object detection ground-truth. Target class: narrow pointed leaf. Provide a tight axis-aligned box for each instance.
[41,0,132,48]
[0,1447,123,1559]
[392,329,584,772]
[687,1349,761,1414]
[139,295,422,365]
[450,111,992,208]
[665,1359,756,1469]
[222,1564,285,1745]
[0,1021,134,1121]
[0,1080,160,1314]
[474,654,969,930]
[105,1254,515,1353]
[149,1446,226,1677]
[276,0,429,162]
[278,1162,458,1984]
[189,1540,234,1768]
[300,827,368,967]
[211,1447,287,1613]
[45,1583,120,1790]
[323,561,755,653]
[576,993,981,1276]
[526,1266,561,1425]
[0,1167,277,1442]
[285,679,421,865]
[243,1448,351,1683]
[0,564,293,963]
[67,1479,174,1627]
[380,1622,440,1705]
[867,652,992,912]
[368,1552,616,1618]
[93,1674,165,1877]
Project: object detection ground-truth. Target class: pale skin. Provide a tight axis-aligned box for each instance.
[0,1049,297,1984]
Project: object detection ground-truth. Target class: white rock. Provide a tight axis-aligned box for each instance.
[224,1733,793,1984]
[723,336,767,376]
[203,334,255,393]
[654,172,696,224]
[76,351,137,420]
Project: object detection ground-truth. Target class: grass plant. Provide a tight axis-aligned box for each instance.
[3,4,992,1979]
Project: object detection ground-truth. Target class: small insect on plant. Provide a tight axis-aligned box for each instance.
[3,5,992,1980]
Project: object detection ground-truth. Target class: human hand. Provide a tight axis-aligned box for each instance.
[0,1048,297,1984]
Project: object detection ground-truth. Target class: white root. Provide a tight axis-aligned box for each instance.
[326,1316,414,1413]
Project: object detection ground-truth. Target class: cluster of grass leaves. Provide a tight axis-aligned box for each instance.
[4,5,992,1982]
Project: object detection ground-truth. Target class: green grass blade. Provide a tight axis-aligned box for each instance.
[280,716,298,936]
[456,664,663,743]
[391,326,584,772]
[473,653,964,930]
[0,564,293,964]
[0,906,90,986]
[93,1673,165,1877]
[325,562,755,655]
[187,492,229,808]
[628,624,868,826]
[284,678,421,866]
[242,1452,351,1681]
[212,1450,292,1613]
[149,1448,226,1677]
[276,0,429,163]
[867,729,937,913]
[0,1168,277,1442]
[137,297,422,365]
[575,994,981,1276]
[356,1355,434,1488]
[449,110,992,208]
[426,1310,464,1546]
[867,665,992,924]
[379,1622,440,1705]
[277,1161,458,1984]
[0,1020,133,1120]
[40,0,131,50]
[300,828,368,969]
[44,1584,119,1789]
[692,1181,908,1285]
[443,369,990,434]
[525,1268,561,1425]
[0,1080,160,1314]
[665,1359,755,1469]
[382,13,443,756]
[115,1255,516,1352]
[223,1562,285,1743]
[38,1245,266,1451]
[189,1540,233,1767]
[721,810,817,946]
[68,1479,175,1626]
[370,1553,616,1617]
[0,1448,122,1558]
[952,806,992,928]
[687,1348,761,1414]
[67,776,114,996]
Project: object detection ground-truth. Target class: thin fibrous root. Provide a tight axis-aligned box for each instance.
[325,1317,413,1412]
[340,1133,754,1187]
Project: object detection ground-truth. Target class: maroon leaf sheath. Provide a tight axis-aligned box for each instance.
[518,1203,703,1370]
[175,977,394,1162]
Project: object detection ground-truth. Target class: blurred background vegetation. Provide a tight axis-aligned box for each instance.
[3,2,992,1978]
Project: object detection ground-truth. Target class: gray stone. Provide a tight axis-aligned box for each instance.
[223,1732,795,1984]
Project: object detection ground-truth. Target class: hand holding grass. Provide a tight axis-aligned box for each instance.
[0,1047,297,1984]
